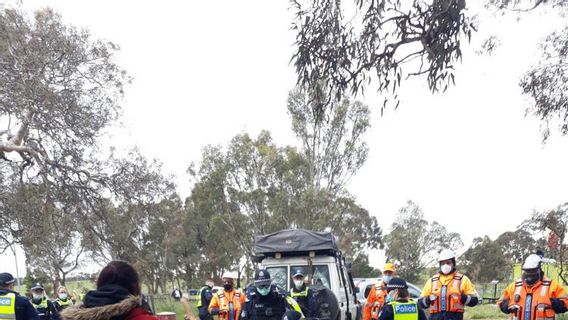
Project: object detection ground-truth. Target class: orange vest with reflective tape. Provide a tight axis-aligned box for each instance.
[429,272,464,314]
[370,285,387,320]
[507,279,554,320]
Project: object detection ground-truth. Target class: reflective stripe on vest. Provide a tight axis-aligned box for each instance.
[56,298,72,307]
[286,296,304,315]
[0,293,16,319]
[430,273,464,314]
[391,301,419,320]
[290,287,309,298]
[511,278,553,320]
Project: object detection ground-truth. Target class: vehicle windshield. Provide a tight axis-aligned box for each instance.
[266,264,331,291]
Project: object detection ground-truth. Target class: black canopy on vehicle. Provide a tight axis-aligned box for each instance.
[254,229,339,257]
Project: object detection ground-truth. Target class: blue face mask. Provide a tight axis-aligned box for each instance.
[386,294,393,303]
[257,286,271,296]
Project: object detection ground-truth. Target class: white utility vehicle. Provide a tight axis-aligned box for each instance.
[253,229,360,320]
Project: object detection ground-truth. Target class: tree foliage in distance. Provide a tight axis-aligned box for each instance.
[523,203,568,285]
[495,228,545,264]
[385,200,463,283]
[460,236,508,283]
[290,0,476,111]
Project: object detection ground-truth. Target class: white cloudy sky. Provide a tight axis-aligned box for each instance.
[1,1,567,275]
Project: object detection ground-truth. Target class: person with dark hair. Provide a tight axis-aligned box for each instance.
[378,277,427,320]
[30,283,60,320]
[60,260,158,320]
[0,272,39,320]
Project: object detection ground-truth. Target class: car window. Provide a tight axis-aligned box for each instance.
[292,265,331,289]
[266,266,289,291]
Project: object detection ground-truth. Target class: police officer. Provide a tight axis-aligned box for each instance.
[0,272,38,320]
[378,277,427,320]
[241,269,303,320]
[419,249,479,320]
[198,279,215,320]
[30,283,59,320]
[497,253,568,320]
[289,269,315,317]
[53,286,73,312]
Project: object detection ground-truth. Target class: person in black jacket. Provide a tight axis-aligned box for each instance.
[378,277,427,320]
[30,283,60,320]
[0,272,39,320]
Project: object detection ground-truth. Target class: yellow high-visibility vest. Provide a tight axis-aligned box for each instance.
[0,292,16,320]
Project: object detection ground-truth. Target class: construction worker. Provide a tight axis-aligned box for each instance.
[30,283,59,320]
[377,277,427,320]
[364,263,397,320]
[241,269,303,320]
[289,269,315,317]
[52,286,73,312]
[197,279,215,320]
[497,253,568,320]
[418,249,479,320]
[209,272,245,320]
[0,272,38,320]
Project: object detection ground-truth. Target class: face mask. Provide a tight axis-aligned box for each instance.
[386,291,397,303]
[257,286,271,296]
[294,280,304,289]
[32,293,43,301]
[223,284,233,291]
[59,293,68,300]
[383,276,392,284]
[440,264,452,275]
[522,272,540,286]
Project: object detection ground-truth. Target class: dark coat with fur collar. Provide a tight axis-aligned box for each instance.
[60,295,157,320]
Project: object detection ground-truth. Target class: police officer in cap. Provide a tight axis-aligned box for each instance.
[289,269,315,318]
[0,272,38,320]
[30,283,59,320]
[241,269,303,320]
[378,277,427,320]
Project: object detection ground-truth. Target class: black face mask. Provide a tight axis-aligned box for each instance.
[223,284,233,291]
[522,271,540,286]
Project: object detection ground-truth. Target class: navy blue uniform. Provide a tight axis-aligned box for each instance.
[0,289,39,320]
[242,285,296,320]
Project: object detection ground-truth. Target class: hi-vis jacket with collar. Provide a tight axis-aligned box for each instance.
[498,277,568,320]
[208,288,245,320]
[419,271,478,319]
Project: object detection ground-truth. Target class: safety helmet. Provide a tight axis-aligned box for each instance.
[383,263,396,273]
[522,254,543,270]
[438,249,456,262]
[222,271,238,279]
[254,269,272,287]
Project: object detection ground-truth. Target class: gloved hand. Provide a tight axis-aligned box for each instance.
[219,306,230,314]
[499,300,509,314]
[508,305,521,314]
[460,293,468,304]
[210,308,220,315]
[551,298,567,313]
[419,295,435,308]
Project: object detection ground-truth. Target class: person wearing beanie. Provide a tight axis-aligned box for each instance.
[377,277,427,320]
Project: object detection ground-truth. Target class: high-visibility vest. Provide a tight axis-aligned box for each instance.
[0,292,16,319]
[391,301,419,320]
[32,297,49,318]
[429,273,464,313]
[54,298,72,310]
[508,279,555,320]
[197,286,212,308]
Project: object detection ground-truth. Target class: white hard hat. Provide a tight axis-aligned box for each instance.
[522,254,543,270]
[222,271,238,279]
[438,249,456,262]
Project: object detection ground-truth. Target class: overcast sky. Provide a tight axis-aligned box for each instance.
[1,1,567,276]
